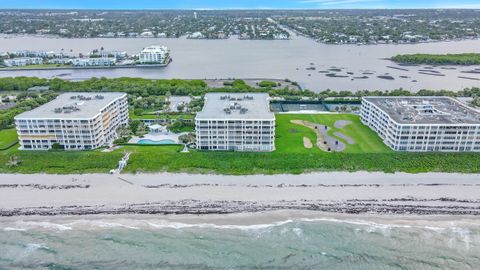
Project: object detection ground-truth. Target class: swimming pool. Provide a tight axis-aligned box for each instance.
[137,139,177,145]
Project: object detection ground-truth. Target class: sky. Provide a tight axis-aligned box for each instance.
[1,0,480,9]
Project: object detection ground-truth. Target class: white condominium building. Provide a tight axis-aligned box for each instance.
[71,57,116,66]
[15,92,129,150]
[4,57,43,67]
[139,45,170,64]
[361,96,480,152]
[195,93,275,152]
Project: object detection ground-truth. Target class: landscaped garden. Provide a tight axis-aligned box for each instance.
[275,114,391,154]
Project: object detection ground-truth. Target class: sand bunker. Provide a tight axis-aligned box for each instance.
[334,120,352,129]
[334,132,354,144]
[291,120,346,152]
[303,137,313,149]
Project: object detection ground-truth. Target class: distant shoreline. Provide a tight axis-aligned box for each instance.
[0,63,170,72]
[2,33,480,46]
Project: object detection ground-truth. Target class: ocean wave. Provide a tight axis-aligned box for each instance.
[25,243,50,252]
[146,219,294,231]
[1,215,479,234]
[2,221,72,231]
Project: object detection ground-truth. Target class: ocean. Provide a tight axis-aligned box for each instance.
[0,213,479,269]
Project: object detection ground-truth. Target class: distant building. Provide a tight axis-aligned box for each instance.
[12,50,55,58]
[4,57,43,67]
[188,32,204,39]
[140,31,155,38]
[71,57,116,66]
[361,96,480,152]
[139,45,170,64]
[195,93,275,152]
[15,92,128,150]
[48,58,72,65]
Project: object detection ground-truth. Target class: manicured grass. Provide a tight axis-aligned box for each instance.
[275,114,391,153]
[0,129,18,149]
[1,114,480,174]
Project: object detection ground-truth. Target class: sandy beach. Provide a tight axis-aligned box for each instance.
[1,172,480,217]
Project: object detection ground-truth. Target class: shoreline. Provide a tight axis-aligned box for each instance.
[2,210,480,231]
[0,63,170,72]
[3,33,479,46]
[1,172,479,217]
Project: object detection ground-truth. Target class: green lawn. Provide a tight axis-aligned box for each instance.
[275,114,391,153]
[0,129,18,149]
[1,114,480,174]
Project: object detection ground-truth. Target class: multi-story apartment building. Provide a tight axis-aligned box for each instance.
[4,57,43,67]
[139,45,170,64]
[15,92,128,150]
[71,57,116,66]
[195,93,275,152]
[361,96,480,152]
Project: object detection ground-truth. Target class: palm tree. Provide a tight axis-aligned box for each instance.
[6,155,21,167]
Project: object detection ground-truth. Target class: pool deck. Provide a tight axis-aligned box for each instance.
[128,133,186,144]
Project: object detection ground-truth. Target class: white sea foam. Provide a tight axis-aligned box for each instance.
[25,243,49,252]
[292,227,303,237]
[146,219,294,231]
[12,221,72,231]
[3,214,478,234]
[90,221,140,230]
[3,227,27,231]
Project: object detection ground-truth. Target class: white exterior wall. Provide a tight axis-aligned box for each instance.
[195,118,275,152]
[4,57,43,67]
[139,46,169,64]
[15,95,129,150]
[361,99,480,152]
[71,57,116,66]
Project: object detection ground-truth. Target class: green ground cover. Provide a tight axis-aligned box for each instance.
[1,114,480,174]
[0,129,18,149]
[0,147,123,174]
[391,53,480,65]
[0,64,72,69]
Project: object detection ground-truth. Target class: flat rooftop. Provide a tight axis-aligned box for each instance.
[363,96,480,125]
[15,92,126,119]
[196,93,274,120]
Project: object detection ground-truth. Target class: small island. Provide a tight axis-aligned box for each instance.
[391,53,480,65]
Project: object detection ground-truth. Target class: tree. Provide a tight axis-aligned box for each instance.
[179,133,196,144]
[134,108,144,116]
[177,104,185,112]
[6,155,21,167]
[130,120,141,134]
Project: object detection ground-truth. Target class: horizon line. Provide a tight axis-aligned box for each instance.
[1,7,480,10]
